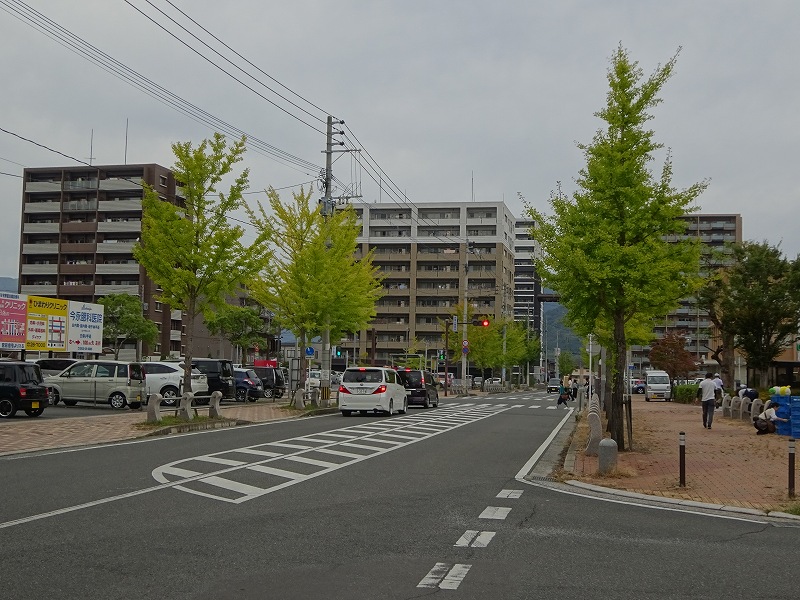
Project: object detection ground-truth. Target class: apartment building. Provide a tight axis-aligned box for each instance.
[350,201,516,368]
[18,163,231,359]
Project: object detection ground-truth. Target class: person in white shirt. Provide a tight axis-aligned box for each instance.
[696,372,717,429]
[754,402,789,435]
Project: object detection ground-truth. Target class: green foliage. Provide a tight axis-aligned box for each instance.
[246,187,383,345]
[134,133,272,390]
[558,352,575,377]
[525,45,707,448]
[205,304,271,357]
[673,384,699,404]
[98,293,158,360]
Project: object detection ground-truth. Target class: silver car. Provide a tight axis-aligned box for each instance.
[45,360,146,410]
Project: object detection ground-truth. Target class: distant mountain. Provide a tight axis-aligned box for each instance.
[542,303,583,360]
[0,277,18,293]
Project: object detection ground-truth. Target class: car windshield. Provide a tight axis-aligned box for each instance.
[343,369,384,383]
[648,375,670,384]
[129,364,144,380]
[20,365,43,384]
[548,378,560,385]
[220,362,234,377]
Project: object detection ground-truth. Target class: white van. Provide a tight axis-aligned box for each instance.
[644,370,672,401]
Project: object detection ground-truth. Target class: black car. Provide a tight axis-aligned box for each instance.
[546,378,561,393]
[397,368,439,408]
[0,361,49,418]
[191,358,235,402]
[234,368,263,402]
[252,366,286,399]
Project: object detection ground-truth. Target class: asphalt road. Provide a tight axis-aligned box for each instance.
[2,391,798,599]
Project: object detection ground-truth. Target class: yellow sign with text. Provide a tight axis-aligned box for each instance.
[26,296,68,351]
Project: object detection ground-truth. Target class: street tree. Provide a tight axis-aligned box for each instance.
[247,187,382,399]
[718,242,800,386]
[558,352,575,380]
[205,303,271,365]
[134,133,272,391]
[648,330,697,389]
[97,294,158,360]
[527,46,706,448]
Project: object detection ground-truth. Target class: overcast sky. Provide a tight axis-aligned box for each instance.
[2,0,799,278]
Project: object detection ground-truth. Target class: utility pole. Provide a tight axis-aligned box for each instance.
[461,242,476,391]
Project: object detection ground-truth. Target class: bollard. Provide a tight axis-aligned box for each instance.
[178,392,194,420]
[790,438,796,499]
[208,391,223,419]
[598,438,618,475]
[146,393,163,423]
[679,431,686,487]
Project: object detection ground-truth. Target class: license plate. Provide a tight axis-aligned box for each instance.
[353,388,368,394]
[31,401,39,408]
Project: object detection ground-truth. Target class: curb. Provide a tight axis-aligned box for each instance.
[141,418,238,437]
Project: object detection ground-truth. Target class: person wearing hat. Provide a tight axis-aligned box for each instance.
[738,384,758,401]
[712,373,724,407]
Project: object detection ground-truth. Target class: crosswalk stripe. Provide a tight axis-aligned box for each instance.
[266,442,313,450]
[282,455,338,468]
[339,441,388,451]
[247,464,307,480]
[235,448,283,457]
[439,564,472,590]
[312,447,364,459]
[196,475,265,497]
[479,506,511,520]
[194,456,246,466]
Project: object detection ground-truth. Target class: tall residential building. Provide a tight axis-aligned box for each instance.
[349,201,516,369]
[18,163,232,360]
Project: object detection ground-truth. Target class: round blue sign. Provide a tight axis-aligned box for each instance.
[305,346,315,356]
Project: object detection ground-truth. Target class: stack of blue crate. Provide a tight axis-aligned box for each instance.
[791,396,800,439]
[769,395,794,436]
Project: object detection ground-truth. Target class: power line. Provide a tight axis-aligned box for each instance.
[1,171,22,178]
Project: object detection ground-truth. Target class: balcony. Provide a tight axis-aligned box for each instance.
[20,264,58,275]
[25,182,61,193]
[24,201,61,214]
[20,284,57,295]
[98,178,143,191]
[98,221,142,233]
[60,264,95,275]
[63,200,98,211]
[22,243,59,255]
[23,223,59,234]
[98,198,143,212]
[62,221,98,234]
[170,330,183,342]
[95,284,139,295]
[96,241,136,254]
[64,179,98,191]
[171,309,182,320]
[96,263,140,275]
[60,242,97,253]
[58,284,95,296]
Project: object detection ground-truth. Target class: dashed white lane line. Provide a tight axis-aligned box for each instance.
[479,506,511,520]
[546,406,557,410]
[454,530,496,548]
[529,405,541,409]
[418,563,472,590]
[497,489,523,499]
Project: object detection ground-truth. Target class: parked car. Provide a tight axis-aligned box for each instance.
[45,360,145,409]
[630,379,646,394]
[473,376,484,388]
[305,369,321,391]
[0,360,49,418]
[546,377,561,393]
[338,366,408,416]
[234,368,263,402]
[142,362,208,406]
[35,358,78,378]
[252,366,286,399]
[397,368,439,408]
[190,358,235,402]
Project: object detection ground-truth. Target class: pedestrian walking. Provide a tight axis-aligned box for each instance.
[557,382,570,409]
[696,372,717,429]
[712,372,724,406]
[570,378,578,401]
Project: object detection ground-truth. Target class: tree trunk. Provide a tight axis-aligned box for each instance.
[609,312,626,450]
[183,299,196,393]
[721,331,736,390]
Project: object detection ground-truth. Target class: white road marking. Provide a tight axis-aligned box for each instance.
[529,405,541,409]
[339,441,392,451]
[479,506,511,520]
[417,563,472,590]
[282,455,338,468]
[248,464,307,480]
[194,456,246,466]
[546,406,557,410]
[497,489,523,499]
[157,465,202,478]
[510,404,524,408]
[196,476,266,497]
[234,448,283,457]
[312,447,364,459]
[266,442,313,450]
[454,530,496,548]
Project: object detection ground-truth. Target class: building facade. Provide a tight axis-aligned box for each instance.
[18,163,232,360]
[349,201,516,369]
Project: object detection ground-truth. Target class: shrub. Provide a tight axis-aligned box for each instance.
[674,384,698,404]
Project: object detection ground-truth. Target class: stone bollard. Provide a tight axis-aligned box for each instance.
[146,393,163,423]
[178,391,194,420]
[293,388,305,410]
[586,411,602,456]
[208,391,223,419]
[598,438,618,475]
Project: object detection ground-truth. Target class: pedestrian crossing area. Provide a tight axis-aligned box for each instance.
[153,403,522,504]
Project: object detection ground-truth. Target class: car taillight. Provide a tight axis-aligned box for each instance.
[339,385,350,394]
[19,387,26,397]
[244,379,255,385]
[372,384,387,394]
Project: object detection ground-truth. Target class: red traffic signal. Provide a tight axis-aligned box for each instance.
[471,317,491,326]
[480,319,490,327]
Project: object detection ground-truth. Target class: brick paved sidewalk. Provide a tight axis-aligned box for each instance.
[566,396,797,511]
[0,403,297,456]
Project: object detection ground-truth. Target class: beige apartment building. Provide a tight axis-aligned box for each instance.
[348,201,516,370]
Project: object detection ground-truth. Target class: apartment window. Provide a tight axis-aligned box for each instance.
[155,301,162,312]
[159,175,167,187]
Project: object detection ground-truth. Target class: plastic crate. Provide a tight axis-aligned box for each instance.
[791,397,800,439]
[770,395,793,436]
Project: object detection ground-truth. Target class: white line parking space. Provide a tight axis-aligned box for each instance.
[152,404,511,504]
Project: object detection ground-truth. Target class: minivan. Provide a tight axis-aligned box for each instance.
[397,368,439,408]
[45,360,145,409]
[252,366,286,399]
[0,360,49,418]
[645,370,672,401]
[190,358,235,402]
[338,367,408,416]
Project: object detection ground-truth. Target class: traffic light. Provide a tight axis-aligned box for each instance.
[471,317,490,326]
[438,349,446,360]
[336,347,342,357]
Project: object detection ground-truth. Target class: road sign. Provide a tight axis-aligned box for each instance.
[462,346,469,354]
[452,316,458,332]
[462,340,469,347]
[305,346,314,357]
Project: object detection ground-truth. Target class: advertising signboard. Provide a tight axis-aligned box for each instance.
[67,301,105,353]
[0,292,28,351]
[26,296,69,352]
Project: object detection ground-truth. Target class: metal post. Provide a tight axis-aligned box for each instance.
[679,431,686,487]
[443,319,449,397]
[789,438,796,499]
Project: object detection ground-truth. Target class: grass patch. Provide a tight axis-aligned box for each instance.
[594,465,638,479]
[135,415,234,430]
[782,503,800,516]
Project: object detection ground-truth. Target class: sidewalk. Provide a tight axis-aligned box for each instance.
[0,403,296,456]
[564,395,798,512]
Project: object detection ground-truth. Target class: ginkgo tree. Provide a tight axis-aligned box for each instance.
[527,46,706,448]
[247,187,383,403]
[134,133,272,392]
